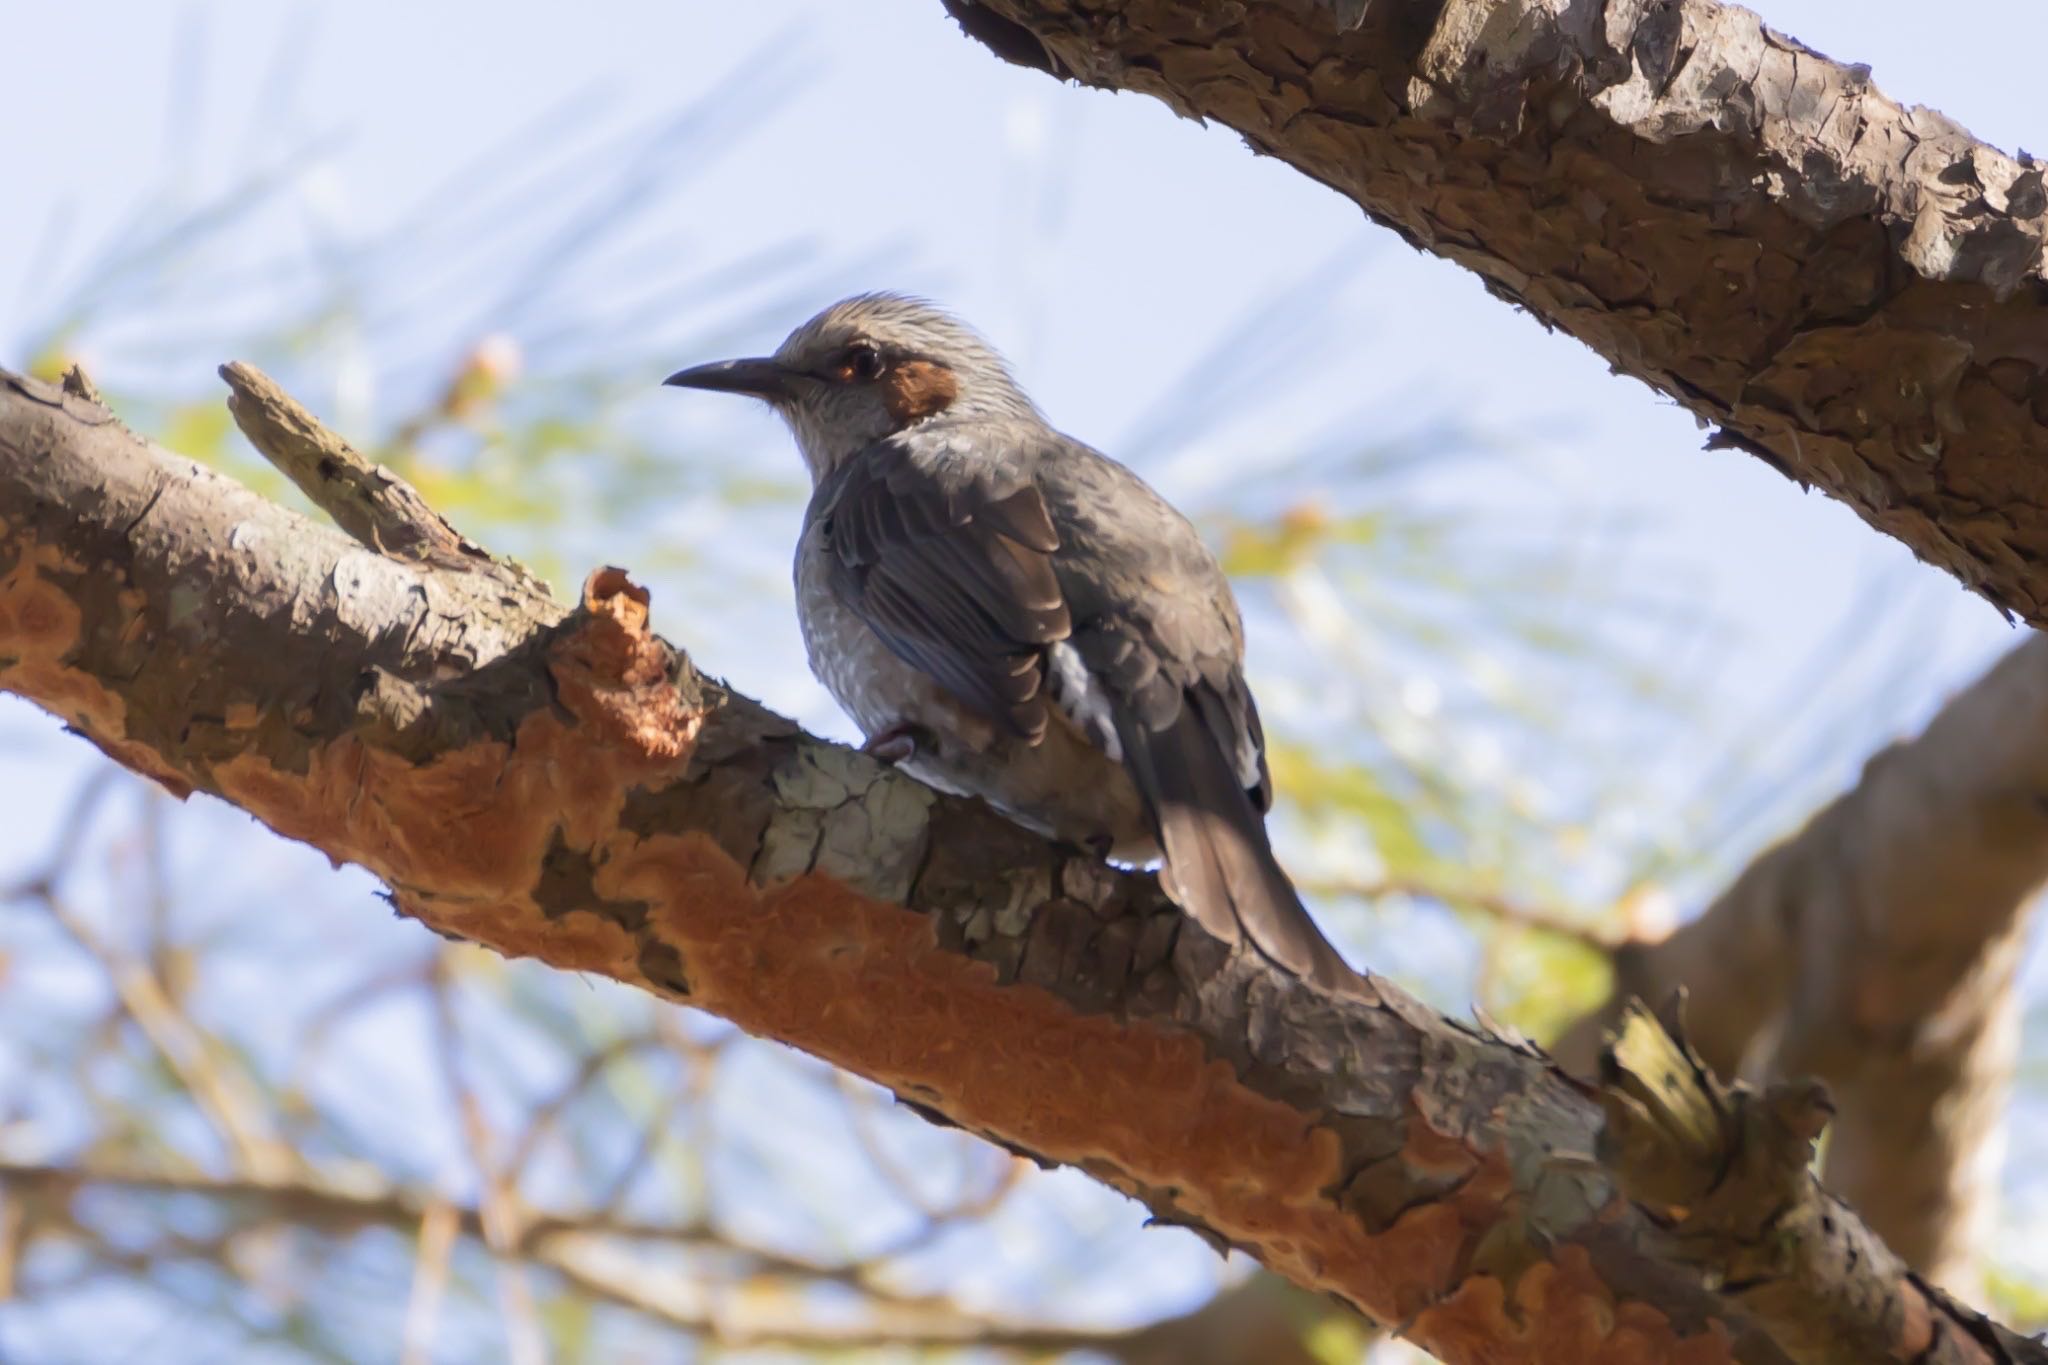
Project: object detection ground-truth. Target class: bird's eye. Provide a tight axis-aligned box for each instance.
[837,341,884,383]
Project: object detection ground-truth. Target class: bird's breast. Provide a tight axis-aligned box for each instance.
[791,527,995,752]
[795,532,904,734]
[791,525,1151,857]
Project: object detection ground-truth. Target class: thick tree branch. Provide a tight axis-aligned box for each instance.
[1,367,2039,1364]
[945,0,2048,624]
[1556,638,2048,1294]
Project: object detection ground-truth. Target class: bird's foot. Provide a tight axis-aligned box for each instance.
[863,722,933,766]
[1054,830,1119,864]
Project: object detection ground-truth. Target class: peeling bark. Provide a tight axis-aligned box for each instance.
[1556,639,2048,1297]
[1,366,2042,1364]
[944,0,2048,625]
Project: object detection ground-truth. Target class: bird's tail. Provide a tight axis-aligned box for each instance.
[1119,700,1359,992]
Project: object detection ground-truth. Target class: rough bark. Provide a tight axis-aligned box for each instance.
[942,0,2048,625]
[1555,638,2048,1298]
[1,366,2042,1365]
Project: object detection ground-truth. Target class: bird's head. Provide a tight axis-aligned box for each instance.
[664,293,1038,479]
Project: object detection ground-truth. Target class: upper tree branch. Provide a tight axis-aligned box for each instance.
[945,0,2048,625]
[1,367,2039,1365]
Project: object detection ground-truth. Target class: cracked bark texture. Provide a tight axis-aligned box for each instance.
[943,0,2048,625]
[1555,637,2048,1299]
[3,368,2044,1365]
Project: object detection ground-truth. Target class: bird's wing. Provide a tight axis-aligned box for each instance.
[822,431,1354,990]
[816,440,1071,741]
[1071,612,1353,985]
[1048,444,1354,989]
[1043,440,1273,808]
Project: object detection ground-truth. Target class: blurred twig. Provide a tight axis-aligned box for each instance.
[9,878,290,1181]
[834,1071,1028,1261]
[428,953,548,1365]
[1306,876,1617,955]
[0,1155,1137,1353]
[399,1197,458,1365]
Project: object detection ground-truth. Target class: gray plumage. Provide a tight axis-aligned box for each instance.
[666,293,1355,990]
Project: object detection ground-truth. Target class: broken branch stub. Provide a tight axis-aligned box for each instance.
[218,361,542,597]
[1598,1000,2046,1365]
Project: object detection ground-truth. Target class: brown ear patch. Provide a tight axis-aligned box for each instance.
[880,360,959,423]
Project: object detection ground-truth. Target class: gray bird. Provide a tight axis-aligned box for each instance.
[665,294,1355,989]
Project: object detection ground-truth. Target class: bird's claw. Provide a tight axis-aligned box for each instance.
[863,722,931,766]
[1053,831,1118,863]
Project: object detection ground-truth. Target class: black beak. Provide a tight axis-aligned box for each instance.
[662,357,798,402]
